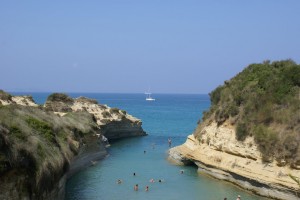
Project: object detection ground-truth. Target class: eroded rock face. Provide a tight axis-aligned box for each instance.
[169,121,300,200]
[198,122,260,161]
[100,118,146,140]
[48,95,147,139]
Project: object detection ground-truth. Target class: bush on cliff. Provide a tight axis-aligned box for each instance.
[110,107,120,114]
[76,96,98,104]
[47,93,74,104]
[0,90,12,101]
[45,93,74,112]
[201,59,300,166]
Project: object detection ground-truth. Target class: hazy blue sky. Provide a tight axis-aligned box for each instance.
[1,1,299,94]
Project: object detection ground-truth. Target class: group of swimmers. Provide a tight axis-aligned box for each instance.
[116,170,184,192]
[116,175,162,191]
[132,176,165,191]
[133,183,149,191]
[116,138,176,192]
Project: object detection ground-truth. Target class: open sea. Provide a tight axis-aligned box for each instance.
[13,93,265,200]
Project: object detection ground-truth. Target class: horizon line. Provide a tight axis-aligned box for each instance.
[8,90,209,95]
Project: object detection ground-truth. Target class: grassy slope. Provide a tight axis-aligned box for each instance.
[0,104,100,197]
[198,60,300,166]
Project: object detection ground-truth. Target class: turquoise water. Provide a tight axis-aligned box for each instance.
[14,93,265,200]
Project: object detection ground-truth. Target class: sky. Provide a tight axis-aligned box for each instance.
[0,1,300,94]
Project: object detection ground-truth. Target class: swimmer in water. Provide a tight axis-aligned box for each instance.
[168,137,172,147]
[134,184,138,191]
[149,178,154,183]
[145,186,149,191]
[151,143,155,149]
[116,179,122,184]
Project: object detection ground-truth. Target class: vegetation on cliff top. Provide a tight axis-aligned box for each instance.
[76,96,98,104]
[47,93,74,103]
[0,104,100,198]
[201,60,300,166]
[45,93,74,112]
[0,90,12,101]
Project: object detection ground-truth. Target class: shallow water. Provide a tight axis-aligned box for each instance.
[17,93,266,200]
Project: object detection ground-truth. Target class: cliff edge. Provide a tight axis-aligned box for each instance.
[44,93,146,140]
[169,60,300,200]
[0,91,146,199]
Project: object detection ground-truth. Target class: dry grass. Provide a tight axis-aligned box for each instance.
[0,104,101,196]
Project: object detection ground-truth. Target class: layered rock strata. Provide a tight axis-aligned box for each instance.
[169,121,300,200]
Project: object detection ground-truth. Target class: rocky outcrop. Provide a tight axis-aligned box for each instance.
[0,91,146,200]
[169,121,300,200]
[0,90,37,107]
[100,118,145,140]
[1,92,146,140]
[11,96,38,107]
[44,93,74,112]
[45,94,146,139]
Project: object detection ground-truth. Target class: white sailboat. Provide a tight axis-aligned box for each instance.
[145,92,155,101]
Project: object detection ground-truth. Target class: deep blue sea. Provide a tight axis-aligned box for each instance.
[13,93,265,200]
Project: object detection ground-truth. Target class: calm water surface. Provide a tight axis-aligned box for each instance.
[14,93,265,200]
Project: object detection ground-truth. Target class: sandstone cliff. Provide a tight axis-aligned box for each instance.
[0,90,38,107]
[169,121,300,200]
[0,91,146,199]
[169,60,300,200]
[45,93,146,139]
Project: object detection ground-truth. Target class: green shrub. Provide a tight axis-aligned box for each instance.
[236,122,248,141]
[254,125,278,162]
[26,117,55,143]
[110,108,120,114]
[120,110,127,115]
[37,143,45,159]
[209,86,223,105]
[283,135,298,157]
[227,104,239,117]
[76,96,98,104]
[102,111,111,118]
[214,108,229,125]
[9,125,26,140]
[0,90,12,101]
[47,93,74,104]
